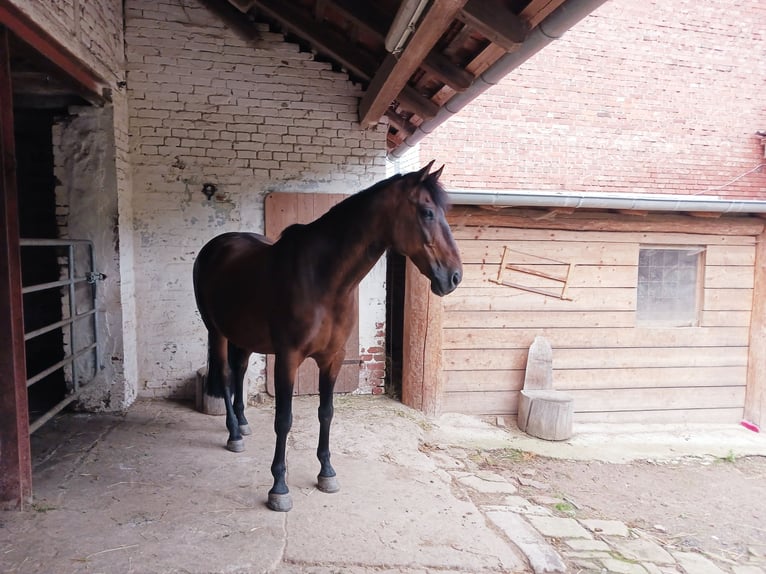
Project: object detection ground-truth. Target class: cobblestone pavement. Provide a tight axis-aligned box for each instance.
[425,415,766,574]
[432,455,766,574]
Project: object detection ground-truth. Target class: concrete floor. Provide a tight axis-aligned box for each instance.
[1,396,527,574]
[2,395,764,574]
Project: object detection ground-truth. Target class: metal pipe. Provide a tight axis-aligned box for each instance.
[447,188,766,213]
[386,0,430,54]
[389,0,610,158]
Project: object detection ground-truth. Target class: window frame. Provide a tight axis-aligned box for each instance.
[635,245,705,328]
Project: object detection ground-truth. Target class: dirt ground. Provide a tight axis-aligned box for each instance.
[470,447,766,565]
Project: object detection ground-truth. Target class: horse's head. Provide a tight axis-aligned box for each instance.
[391,161,463,296]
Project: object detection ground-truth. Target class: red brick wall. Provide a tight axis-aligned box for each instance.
[422,0,766,199]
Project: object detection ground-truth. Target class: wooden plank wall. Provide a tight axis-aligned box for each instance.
[441,207,761,423]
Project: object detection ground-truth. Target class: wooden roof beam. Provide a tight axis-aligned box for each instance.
[327,0,390,38]
[359,0,467,127]
[421,51,474,92]
[251,0,376,81]
[397,85,440,120]
[459,0,528,51]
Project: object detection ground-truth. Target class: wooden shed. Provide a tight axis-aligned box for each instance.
[402,191,766,428]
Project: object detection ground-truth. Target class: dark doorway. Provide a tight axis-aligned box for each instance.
[14,108,67,424]
[385,250,406,399]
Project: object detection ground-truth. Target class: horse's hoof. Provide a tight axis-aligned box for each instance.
[239,424,252,436]
[226,439,245,453]
[317,474,340,493]
[267,493,293,512]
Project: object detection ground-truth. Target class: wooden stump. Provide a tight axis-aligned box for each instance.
[517,389,574,441]
[195,367,226,416]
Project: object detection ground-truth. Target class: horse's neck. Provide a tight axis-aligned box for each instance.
[311,191,392,294]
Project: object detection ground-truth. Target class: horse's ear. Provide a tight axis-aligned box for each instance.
[417,160,435,183]
[430,164,445,181]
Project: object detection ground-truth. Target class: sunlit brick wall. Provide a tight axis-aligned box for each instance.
[422,0,766,199]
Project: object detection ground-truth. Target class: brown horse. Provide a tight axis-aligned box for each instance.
[192,162,462,511]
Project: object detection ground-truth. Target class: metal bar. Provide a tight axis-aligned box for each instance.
[26,342,96,388]
[89,242,100,371]
[21,276,87,294]
[68,243,77,392]
[19,238,92,246]
[28,389,81,435]
[23,308,96,341]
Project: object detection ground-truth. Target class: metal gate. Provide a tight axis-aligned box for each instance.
[20,239,103,433]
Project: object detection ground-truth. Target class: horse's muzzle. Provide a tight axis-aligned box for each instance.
[431,267,462,296]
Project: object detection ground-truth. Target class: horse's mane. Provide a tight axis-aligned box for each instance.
[278,170,449,243]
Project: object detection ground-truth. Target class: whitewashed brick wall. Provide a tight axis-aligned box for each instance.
[125,0,388,398]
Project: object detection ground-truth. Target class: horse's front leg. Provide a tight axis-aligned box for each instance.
[267,350,300,512]
[316,353,343,494]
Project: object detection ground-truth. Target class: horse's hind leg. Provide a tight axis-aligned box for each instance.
[207,331,244,452]
[315,354,342,494]
[228,342,252,436]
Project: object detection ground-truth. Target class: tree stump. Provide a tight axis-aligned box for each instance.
[517,390,574,441]
[195,367,227,416]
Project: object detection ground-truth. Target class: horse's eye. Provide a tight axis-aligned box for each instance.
[420,207,434,221]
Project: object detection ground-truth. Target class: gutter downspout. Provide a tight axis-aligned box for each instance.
[447,189,766,214]
[389,0,610,158]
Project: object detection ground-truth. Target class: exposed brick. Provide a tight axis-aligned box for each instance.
[421,0,765,200]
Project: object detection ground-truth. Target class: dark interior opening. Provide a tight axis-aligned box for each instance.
[385,250,406,399]
[15,108,68,423]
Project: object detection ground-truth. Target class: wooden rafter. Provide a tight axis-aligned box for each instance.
[459,0,528,51]
[421,51,474,91]
[251,0,377,81]
[397,84,440,120]
[358,0,468,127]
[327,0,389,38]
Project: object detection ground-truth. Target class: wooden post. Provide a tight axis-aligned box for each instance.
[744,229,766,428]
[0,26,32,509]
[401,259,443,416]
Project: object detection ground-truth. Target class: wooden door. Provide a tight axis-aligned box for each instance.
[264,192,360,395]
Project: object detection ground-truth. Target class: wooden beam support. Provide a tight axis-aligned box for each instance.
[421,51,474,92]
[745,228,766,428]
[520,0,565,28]
[384,110,415,137]
[397,84,440,120]
[0,25,31,509]
[251,0,377,81]
[359,0,467,126]
[459,0,528,51]
[402,259,444,417]
[327,0,389,38]
[0,0,106,104]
